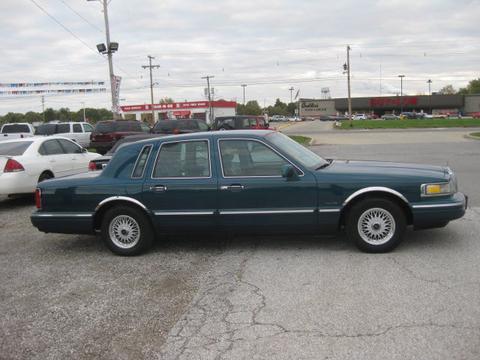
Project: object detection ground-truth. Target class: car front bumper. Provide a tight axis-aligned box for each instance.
[411,192,467,229]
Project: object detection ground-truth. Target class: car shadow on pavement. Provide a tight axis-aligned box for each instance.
[42,225,462,257]
[0,195,34,210]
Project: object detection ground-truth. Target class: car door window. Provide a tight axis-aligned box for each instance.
[83,123,94,132]
[198,121,209,131]
[39,140,65,155]
[56,124,70,134]
[73,124,82,133]
[219,139,288,177]
[58,139,82,154]
[153,140,210,178]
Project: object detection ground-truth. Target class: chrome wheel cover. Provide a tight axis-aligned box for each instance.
[357,207,396,245]
[108,215,141,249]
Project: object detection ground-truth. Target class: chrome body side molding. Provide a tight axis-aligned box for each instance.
[342,187,410,207]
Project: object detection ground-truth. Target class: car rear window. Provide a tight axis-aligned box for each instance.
[153,121,177,133]
[1,124,30,133]
[0,141,33,156]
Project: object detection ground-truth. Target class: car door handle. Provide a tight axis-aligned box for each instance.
[220,184,245,191]
[150,185,167,192]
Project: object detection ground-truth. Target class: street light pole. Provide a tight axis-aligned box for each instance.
[427,79,432,114]
[398,74,405,113]
[142,55,160,124]
[241,84,247,105]
[88,0,119,119]
[202,75,214,124]
[81,102,86,122]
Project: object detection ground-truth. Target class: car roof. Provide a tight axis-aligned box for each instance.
[0,135,77,144]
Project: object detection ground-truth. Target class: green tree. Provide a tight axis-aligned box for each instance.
[458,78,480,95]
[438,85,456,95]
[159,97,174,104]
[237,100,262,115]
[287,102,297,116]
[43,108,56,122]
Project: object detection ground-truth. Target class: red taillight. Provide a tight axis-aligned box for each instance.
[88,161,97,171]
[4,158,24,173]
[35,188,42,209]
[173,128,180,134]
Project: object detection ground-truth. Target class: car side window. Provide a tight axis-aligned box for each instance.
[39,140,65,155]
[219,139,288,177]
[153,140,210,178]
[140,123,150,132]
[83,123,94,132]
[132,145,152,178]
[73,124,82,133]
[58,139,82,154]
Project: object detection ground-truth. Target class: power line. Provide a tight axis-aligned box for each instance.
[28,0,99,55]
[58,0,103,33]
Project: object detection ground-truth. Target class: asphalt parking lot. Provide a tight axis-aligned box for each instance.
[1,124,479,359]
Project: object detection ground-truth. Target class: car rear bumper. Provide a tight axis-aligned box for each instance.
[411,192,467,229]
[31,211,95,234]
[0,172,36,195]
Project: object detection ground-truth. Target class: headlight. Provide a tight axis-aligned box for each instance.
[421,181,455,197]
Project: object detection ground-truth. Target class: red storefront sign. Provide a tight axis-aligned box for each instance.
[369,97,418,108]
[172,110,191,117]
[120,100,236,112]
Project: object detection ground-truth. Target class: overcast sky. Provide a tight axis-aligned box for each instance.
[0,0,479,115]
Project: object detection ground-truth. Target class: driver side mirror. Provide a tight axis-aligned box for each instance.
[281,164,298,180]
[81,147,87,153]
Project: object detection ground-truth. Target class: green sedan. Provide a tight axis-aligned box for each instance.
[31,130,467,255]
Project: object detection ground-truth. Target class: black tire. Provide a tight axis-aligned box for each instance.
[346,197,406,253]
[38,171,53,183]
[101,205,154,256]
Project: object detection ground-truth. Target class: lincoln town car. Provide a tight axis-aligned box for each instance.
[31,130,467,255]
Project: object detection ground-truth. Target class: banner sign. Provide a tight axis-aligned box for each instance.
[369,96,418,108]
[121,100,236,112]
[112,75,122,112]
[0,88,106,96]
[0,81,105,87]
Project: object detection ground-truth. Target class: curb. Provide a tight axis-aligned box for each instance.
[465,134,480,140]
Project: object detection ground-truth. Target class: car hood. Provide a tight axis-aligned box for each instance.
[320,159,450,181]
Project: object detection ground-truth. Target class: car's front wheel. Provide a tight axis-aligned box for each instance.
[346,198,406,253]
[101,205,153,256]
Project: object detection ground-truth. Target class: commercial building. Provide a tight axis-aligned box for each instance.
[120,100,237,123]
[299,94,480,118]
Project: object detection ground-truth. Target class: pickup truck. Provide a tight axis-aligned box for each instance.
[0,123,35,141]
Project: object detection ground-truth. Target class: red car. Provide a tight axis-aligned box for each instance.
[212,116,269,130]
[471,112,480,119]
[90,120,150,154]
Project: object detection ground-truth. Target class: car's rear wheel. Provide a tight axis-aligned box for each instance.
[101,205,153,256]
[346,197,406,253]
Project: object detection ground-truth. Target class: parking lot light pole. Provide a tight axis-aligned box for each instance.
[346,45,352,127]
[398,74,405,113]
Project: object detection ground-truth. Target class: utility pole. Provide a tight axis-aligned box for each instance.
[81,102,87,122]
[398,74,405,113]
[142,55,160,124]
[241,84,247,105]
[41,96,45,122]
[345,45,352,127]
[288,87,294,104]
[427,79,432,114]
[202,75,214,124]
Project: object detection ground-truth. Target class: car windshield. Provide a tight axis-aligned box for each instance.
[0,141,33,156]
[1,124,30,133]
[266,132,328,169]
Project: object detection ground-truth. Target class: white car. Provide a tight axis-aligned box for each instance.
[1,123,35,141]
[0,137,100,196]
[352,114,368,120]
[35,122,94,147]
